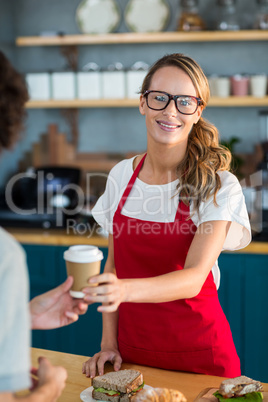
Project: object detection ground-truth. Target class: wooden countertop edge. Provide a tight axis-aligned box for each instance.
[5,228,268,253]
[6,228,109,247]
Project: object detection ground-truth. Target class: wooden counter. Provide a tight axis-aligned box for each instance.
[6,228,109,247]
[30,348,268,402]
[6,227,268,254]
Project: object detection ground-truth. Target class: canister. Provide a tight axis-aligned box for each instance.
[126,61,149,99]
[26,72,51,100]
[51,72,76,100]
[77,62,101,100]
[102,63,125,99]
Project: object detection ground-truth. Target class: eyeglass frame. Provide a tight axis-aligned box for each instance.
[142,90,203,115]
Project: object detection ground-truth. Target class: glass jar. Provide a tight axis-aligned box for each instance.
[215,0,240,31]
[254,0,268,29]
[177,0,206,31]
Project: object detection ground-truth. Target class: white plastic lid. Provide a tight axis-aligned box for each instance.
[64,245,103,263]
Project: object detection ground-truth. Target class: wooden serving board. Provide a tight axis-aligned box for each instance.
[194,388,268,402]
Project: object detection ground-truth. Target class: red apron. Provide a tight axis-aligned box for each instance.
[113,154,241,377]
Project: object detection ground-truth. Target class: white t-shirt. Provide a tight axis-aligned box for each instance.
[0,228,31,392]
[92,157,251,288]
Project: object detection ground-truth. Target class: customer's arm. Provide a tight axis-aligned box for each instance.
[30,276,89,329]
[0,356,67,402]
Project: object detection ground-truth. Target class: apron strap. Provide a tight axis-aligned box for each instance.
[175,198,190,221]
[116,153,147,214]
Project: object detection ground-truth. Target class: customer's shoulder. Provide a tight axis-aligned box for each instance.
[0,227,25,264]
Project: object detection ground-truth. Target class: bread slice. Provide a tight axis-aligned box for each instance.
[92,369,144,402]
[219,376,263,398]
[93,369,143,394]
[92,390,121,402]
[132,387,187,402]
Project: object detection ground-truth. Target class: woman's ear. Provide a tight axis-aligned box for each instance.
[139,94,146,115]
[194,105,203,124]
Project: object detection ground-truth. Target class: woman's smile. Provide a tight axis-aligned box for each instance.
[156,119,182,132]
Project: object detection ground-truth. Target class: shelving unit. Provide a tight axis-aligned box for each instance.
[16,30,268,146]
[17,30,268,109]
[16,30,268,46]
[25,96,268,109]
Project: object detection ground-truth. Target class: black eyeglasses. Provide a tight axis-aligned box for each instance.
[143,90,203,115]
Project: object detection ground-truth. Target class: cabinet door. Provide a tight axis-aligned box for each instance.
[23,244,108,356]
[219,253,268,383]
[243,254,268,382]
[22,244,58,298]
[218,254,245,369]
[55,246,108,357]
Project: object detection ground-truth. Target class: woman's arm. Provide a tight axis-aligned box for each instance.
[84,220,231,312]
[82,234,122,378]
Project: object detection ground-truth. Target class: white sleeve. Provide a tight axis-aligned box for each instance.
[0,230,31,392]
[195,171,251,250]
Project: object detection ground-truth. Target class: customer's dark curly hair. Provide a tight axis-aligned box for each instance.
[0,51,29,152]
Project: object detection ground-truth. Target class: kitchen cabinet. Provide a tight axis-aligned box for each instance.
[22,241,268,381]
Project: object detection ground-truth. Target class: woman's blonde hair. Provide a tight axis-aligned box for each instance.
[141,53,232,212]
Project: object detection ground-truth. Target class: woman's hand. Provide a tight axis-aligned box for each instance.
[83,273,127,313]
[30,276,89,329]
[82,348,122,378]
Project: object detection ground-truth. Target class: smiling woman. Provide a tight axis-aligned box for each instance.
[82,53,251,380]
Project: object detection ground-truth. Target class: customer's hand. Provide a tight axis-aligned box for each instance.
[30,276,89,329]
[83,273,127,313]
[31,356,67,401]
[82,347,122,378]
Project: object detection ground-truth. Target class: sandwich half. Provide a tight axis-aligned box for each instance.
[214,375,263,401]
[92,369,144,402]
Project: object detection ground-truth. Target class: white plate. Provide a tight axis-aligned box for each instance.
[76,0,121,34]
[80,384,153,402]
[124,0,170,33]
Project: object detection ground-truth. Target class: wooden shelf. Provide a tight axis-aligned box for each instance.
[25,96,268,109]
[16,30,268,47]
[25,98,139,108]
[209,96,268,107]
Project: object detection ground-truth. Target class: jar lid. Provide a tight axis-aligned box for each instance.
[180,0,198,7]
[217,0,236,6]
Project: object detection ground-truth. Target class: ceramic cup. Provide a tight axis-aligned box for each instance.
[215,76,231,97]
[64,245,103,298]
[250,74,267,97]
[231,74,249,96]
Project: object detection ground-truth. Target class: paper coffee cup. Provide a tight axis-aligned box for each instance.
[64,245,103,298]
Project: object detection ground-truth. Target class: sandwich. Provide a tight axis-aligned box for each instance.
[92,369,144,402]
[132,387,187,402]
[213,376,263,402]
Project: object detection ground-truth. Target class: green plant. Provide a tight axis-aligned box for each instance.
[221,137,244,178]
